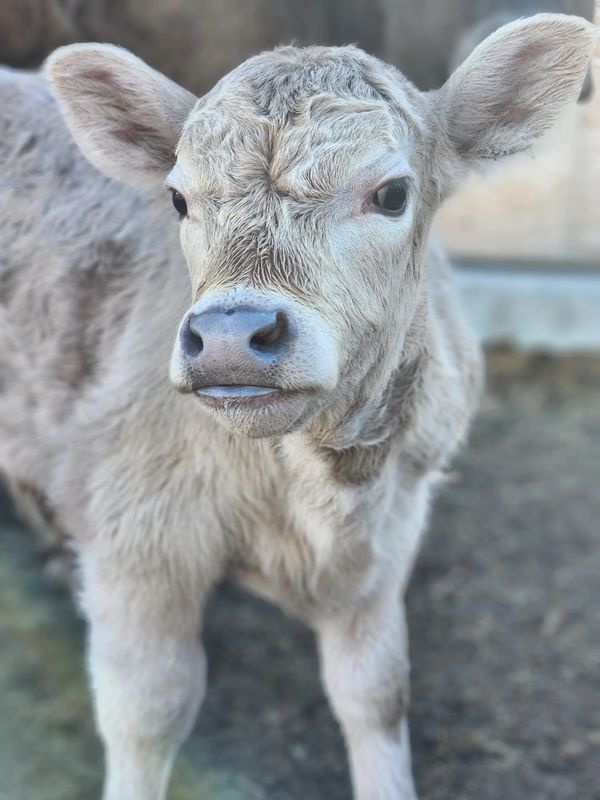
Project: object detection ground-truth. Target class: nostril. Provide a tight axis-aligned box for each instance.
[181,315,204,357]
[250,312,288,352]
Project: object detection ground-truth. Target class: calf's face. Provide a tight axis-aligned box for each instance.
[165,55,429,437]
[47,16,596,437]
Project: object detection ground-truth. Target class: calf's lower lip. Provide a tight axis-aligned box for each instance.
[194,385,284,407]
[196,385,281,398]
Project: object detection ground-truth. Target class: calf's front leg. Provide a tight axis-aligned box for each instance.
[317,587,417,800]
[80,547,208,800]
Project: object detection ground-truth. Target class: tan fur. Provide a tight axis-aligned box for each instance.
[0,14,596,800]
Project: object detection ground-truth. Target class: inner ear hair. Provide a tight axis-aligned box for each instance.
[46,43,198,190]
[439,13,598,163]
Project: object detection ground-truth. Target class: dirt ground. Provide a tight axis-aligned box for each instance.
[0,349,599,800]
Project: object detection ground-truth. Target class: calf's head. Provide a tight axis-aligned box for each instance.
[47,15,596,438]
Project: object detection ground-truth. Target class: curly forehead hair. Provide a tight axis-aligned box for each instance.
[199,44,424,127]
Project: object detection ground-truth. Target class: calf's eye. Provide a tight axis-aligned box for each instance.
[171,190,188,218]
[373,179,408,216]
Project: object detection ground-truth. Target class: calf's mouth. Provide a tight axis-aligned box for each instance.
[194,384,286,409]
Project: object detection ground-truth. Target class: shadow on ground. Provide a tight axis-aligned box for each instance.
[1,349,599,800]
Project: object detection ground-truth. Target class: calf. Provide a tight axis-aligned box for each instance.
[0,13,595,800]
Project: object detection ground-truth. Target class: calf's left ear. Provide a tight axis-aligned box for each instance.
[438,13,598,165]
[46,43,198,190]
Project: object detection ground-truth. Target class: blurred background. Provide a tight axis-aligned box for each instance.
[0,2,599,799]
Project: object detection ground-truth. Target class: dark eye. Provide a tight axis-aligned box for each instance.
[171,190,188,218]
[372,178,408,216]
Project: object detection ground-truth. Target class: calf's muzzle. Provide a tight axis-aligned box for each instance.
[178,303,296,392]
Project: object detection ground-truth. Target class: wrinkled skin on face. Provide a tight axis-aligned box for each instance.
[166,47,437,438]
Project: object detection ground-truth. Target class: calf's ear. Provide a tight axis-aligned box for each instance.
[46,43,197,190]
[439,13,598,164]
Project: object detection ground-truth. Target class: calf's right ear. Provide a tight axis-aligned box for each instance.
[46,43,198,190]
[438,13,598,167]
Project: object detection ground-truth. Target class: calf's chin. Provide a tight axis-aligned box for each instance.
[192,389,325,438]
